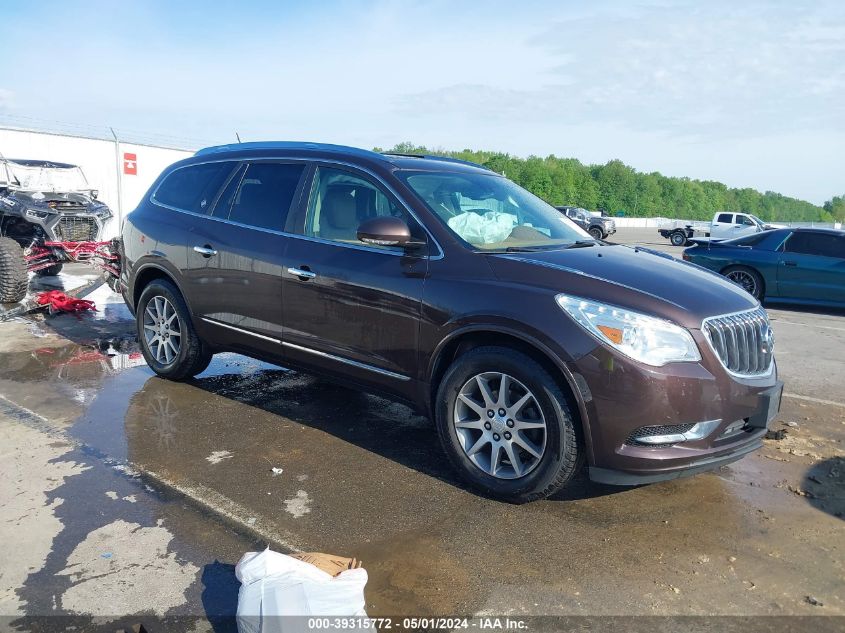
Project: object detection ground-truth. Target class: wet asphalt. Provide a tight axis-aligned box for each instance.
[0,231,843,626]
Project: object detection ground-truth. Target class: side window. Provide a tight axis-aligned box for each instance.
[211,164,246,218]
[303,167,417,249]
[785,233,843,258]
[154,162,234,214]
[716,213,733,223]
[225,162,305,231]
[738,215,755,226]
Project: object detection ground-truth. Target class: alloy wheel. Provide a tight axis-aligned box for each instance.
[142,296,182,365]
[726,270,758,296]
[454,372,547,479]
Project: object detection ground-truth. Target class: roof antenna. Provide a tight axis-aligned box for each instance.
[235,132,242,143]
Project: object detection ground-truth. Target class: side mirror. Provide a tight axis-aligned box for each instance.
[91,189,99,199]
[357,216,412,247]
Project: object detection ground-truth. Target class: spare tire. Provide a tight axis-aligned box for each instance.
[0,237,28,303]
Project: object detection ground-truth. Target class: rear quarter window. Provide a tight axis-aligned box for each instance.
[153,162,235,214]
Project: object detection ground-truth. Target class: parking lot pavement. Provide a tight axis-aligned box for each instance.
[0,257,842,622]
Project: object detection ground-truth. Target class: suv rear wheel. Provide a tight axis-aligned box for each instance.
[137,279,212,380]
[435,346,581,503]
[0,237,28,303]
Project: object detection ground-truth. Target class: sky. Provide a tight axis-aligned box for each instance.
[1,0,843,204]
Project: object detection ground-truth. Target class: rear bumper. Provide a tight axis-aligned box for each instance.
[588,434,763,485]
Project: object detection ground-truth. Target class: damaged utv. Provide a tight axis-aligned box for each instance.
[0,158,119,303]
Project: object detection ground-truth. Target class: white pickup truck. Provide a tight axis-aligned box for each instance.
[659,212,786,246]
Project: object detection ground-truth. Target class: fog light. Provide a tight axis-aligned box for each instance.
[627,420,721,446]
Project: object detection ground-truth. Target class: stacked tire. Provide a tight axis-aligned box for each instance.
[0,237,28,303]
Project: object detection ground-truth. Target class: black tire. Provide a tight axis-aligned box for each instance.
[136,279,212,380]
[0,237,28,303]
[588,227,604,240]
[722,265,765,300]
[435,346,582,503]
[34,262,64,277]
[670,231,687,247]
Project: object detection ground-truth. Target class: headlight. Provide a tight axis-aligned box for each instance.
[556,294,701,366]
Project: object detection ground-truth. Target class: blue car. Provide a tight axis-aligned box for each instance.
[683,228,845,307]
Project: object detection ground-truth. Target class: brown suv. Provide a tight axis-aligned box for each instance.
[120,142,782,502]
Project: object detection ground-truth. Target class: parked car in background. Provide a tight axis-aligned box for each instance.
[683,228,845,306]
[556,206,616,240]
[121,142,781,502]
[659,212,786,246]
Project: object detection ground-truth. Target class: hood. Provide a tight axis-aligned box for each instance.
[487,244,757,330]
[4,189,111,216]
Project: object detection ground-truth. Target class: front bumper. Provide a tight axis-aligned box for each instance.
[570,337,781,485]
[589,433,763,485]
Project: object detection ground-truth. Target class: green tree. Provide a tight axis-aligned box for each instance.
[377,143,829,222]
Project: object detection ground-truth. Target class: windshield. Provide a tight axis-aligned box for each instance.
[5,162,90,192]
[400,171,589,250]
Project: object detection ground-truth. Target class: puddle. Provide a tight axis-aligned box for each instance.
[2,291,844,616]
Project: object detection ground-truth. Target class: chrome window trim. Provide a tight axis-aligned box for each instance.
[701,305,775,378]
[201,317,282,344]
[149,155,444,260]
[282,341,410,381]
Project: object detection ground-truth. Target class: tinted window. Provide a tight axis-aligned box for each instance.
[154,162,234,214]
[303,167,418,249]
[226,163,305,231]
[212,164,246,218]
[785,232,845,259]
[716,213,733,223]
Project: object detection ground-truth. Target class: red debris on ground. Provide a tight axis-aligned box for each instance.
[35,290,96,314]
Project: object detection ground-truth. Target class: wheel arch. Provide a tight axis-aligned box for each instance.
[427,326,593,458]
[131,262,188,312]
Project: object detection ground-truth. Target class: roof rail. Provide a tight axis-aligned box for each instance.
[381,152,491,171]
[194,141,387,160]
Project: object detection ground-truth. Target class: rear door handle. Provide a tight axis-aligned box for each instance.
[193,245,218,258]
[287,267,317,280]
[783,260,797,267]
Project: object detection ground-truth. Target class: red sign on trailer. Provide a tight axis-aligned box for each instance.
[123,153,137,175]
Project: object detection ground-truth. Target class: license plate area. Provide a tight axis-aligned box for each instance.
[747,381,784,429]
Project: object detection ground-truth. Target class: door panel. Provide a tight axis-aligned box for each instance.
[282,240,427,380]
[185,219,288,348]
[281,165,428,392]
[776,232,845,302]
[183,161,307,353]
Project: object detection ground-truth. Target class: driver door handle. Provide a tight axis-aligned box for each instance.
[193,245,218,257]
[287,267,317,280]
[783,260,797,267]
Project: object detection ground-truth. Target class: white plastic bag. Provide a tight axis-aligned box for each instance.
[236,548,368,633]
[447,211,517,244]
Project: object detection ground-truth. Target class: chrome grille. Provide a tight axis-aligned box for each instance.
[703,306,773,376]
[54,216,98,242]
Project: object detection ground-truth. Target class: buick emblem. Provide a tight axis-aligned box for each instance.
[762,326,775,353]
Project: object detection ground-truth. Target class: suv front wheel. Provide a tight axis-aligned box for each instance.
[136,279,212,380]
[435,346,582,503]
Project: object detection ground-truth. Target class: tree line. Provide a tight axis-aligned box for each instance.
[377,143,841,223]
